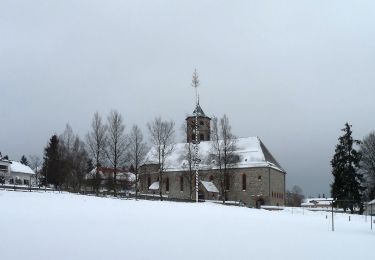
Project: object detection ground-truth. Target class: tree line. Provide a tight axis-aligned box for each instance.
[39,110,148,198]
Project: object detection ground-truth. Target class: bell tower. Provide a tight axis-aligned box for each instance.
[186,102,211,143]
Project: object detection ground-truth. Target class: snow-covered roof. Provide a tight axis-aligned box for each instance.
[303,198,333,206]
[117,172,136,182]
[10,161,35,175]
[367,199,375,205]
[143,137,285,173]
[301,202,315,207]
[200,180,219,193]
[149,181,159,190]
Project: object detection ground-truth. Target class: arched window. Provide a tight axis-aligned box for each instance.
[209,175,214,181]
[147,176,151,189]
[180,176,184,191]
[225,175,230,191]
[200,134,204,140]
[166,177,169,192]
[242,174,246,190]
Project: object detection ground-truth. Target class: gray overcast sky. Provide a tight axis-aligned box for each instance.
[1,0,375,197]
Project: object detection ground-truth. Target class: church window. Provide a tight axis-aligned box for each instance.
[200,134,204,140]
[242,174,246,190]
[209,175,214,181]
[147,176,151,189]
[225,175,230,191]
[180,176,184,191]
[200,121,204,126]
[166,177,169,192]
[258,175,262,181]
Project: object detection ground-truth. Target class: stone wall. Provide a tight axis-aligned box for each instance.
[186,116,211,142]
[139,166,285,207]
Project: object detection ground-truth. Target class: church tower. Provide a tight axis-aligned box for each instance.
[186,102,211,143]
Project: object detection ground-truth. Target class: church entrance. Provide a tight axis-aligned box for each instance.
[255,198,265,209]
[198,190,205,201]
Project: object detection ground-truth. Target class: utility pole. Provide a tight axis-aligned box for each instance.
[331,200,335,232]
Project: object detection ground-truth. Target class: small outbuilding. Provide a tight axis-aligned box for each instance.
[364,199,375,216]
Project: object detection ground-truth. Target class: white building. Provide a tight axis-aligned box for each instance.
[0,158,35,186]
[0,158,12,183]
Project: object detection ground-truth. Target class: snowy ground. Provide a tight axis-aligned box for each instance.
[0,190,374,260]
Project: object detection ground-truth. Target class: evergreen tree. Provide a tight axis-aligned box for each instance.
[331,123,364,213]
[42,135,64,188]
[20,155,29,166]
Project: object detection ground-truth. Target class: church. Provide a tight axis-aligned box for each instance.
[139,103,286,207]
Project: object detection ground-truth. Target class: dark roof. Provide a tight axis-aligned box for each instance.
[187,103,210,119]
[193,104,206,117]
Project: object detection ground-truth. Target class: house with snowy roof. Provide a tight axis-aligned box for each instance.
[139,103,286,207]
[0,158,35,186]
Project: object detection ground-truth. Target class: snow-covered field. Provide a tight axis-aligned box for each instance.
[0,190,373,260]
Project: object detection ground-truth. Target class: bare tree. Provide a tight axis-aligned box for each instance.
[86,112,107,195]
[147,117,175,200]
[69,136,88,192]
[106,110,127,196]
[28,155,41,187]
[180,122,195,200]
[285,185,305,207]
[211,114,237,203]
[128,124,147,199]
[59,124,75,190]
[360,132,375,200]
[60,124,75,153]
[58,124,89,192]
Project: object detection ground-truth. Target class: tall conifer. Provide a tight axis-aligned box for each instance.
[42,135,64,188]
[331,123,364,213]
